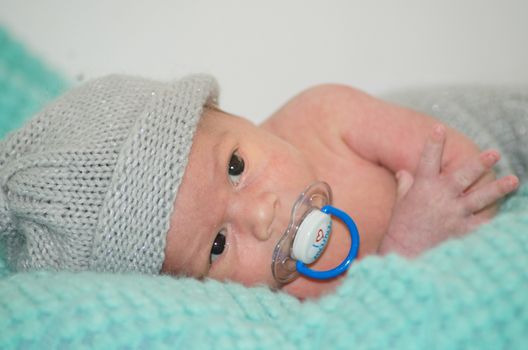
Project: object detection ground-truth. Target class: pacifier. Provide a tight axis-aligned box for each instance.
[271,181,360,285]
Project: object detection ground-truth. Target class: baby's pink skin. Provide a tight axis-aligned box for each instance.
[163,84,519,299]
[379,125,519,256]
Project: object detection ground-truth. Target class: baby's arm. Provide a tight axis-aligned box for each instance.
[268,84,488,175]
[378,125,519,256]
[268,84,503,216]
[306,85,484,173]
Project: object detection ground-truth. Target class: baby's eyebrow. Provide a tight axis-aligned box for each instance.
[212,137,224,156]
[180,225,213,278]
[210,131,233,176]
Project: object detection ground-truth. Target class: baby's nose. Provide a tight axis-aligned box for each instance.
[240,191,279,241]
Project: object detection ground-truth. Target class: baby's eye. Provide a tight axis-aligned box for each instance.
[228,151,245,185]
[210,231,226,264]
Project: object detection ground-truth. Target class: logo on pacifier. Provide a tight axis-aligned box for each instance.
[316,229,324,242]
[311,222,331,260]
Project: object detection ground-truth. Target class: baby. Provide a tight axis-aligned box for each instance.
[0,75,519,299]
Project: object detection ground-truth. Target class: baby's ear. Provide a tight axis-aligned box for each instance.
[395,170,414,201]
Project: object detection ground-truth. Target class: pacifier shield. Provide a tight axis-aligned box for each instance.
[271,181,332,285]
[271,181,360,284]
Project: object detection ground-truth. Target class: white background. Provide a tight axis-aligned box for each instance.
[1,0,527,123]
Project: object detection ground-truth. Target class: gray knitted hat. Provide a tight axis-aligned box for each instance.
[0,74,218,273]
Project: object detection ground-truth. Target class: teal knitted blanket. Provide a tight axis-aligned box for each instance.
[0,27,527,349]
[0,27,67,138]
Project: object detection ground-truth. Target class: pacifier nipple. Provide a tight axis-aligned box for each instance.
[271,181,360,285]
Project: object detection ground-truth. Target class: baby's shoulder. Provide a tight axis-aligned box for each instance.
[260,84,370,148]
[268,83,369,123]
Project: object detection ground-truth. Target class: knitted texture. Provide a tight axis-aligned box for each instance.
[383,86,528,181]
[0,184,527,349]
[0,27,67,138]
[0,74,218,273]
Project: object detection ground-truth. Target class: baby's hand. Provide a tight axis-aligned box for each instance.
[379,124,519,257]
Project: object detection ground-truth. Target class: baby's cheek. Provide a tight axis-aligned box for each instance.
[356,220,390,258]
[270,153,317,190]
[229,243,277,287]
[357,235,382,259]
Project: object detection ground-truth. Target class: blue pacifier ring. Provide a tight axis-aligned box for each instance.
[296,205,360,280]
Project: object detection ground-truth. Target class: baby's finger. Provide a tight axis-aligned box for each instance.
[462,175,519,214]
[416,124,446,177]
[448,150,500,193]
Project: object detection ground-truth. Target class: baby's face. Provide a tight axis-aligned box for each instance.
[162,108,318,289]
